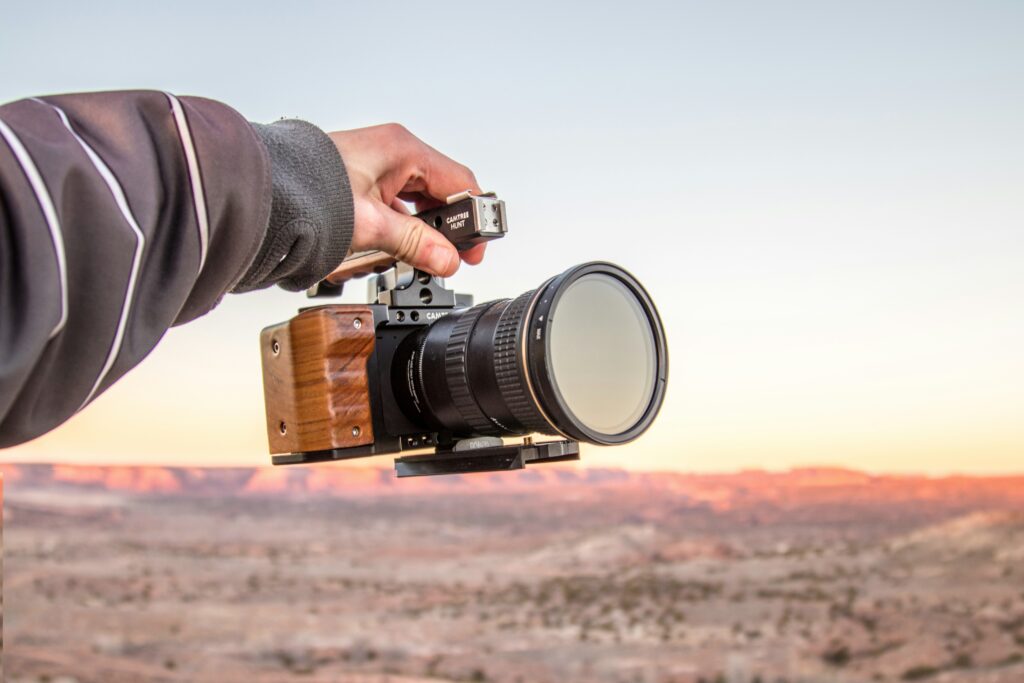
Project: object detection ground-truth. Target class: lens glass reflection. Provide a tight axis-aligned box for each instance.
[547,274,656,435]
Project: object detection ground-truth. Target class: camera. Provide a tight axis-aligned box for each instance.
[259,193,668,477]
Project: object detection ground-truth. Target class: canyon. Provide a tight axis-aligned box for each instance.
[4,462,1024,682]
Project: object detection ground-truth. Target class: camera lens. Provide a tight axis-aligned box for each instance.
[392,262,668,445]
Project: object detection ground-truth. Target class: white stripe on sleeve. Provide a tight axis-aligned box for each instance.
[164,92,211,272]
[0,115,69,339]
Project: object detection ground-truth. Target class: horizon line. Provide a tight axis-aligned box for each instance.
[4,460,1024,480]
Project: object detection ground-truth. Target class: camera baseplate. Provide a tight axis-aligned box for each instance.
[394,437,580,477]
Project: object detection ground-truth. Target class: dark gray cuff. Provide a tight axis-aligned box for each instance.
[234,119,354,292]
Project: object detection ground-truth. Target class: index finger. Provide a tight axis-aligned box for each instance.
[392,129,482,203]
[420,148,482,203]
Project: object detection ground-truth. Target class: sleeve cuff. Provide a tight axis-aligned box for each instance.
[234,119,354,292]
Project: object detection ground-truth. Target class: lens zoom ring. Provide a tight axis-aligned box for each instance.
[493,290,551,433]
[444,305,498,435]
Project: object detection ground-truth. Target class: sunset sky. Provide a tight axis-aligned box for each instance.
[2,1,1022,474]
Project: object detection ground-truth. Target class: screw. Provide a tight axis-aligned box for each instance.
[271,339,280,355]
[279,421,287,435]
[353,318,362,329]
[352,425,361,437]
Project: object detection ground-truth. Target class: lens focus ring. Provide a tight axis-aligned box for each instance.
[493,290,551,434]
[444,304,499,435]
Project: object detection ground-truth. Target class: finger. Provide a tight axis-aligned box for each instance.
[378,204,460,277]
[418,147,483,203]
[380,125,481,203]
[459,243,487,265]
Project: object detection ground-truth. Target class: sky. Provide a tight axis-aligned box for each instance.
[1,1,1022,474]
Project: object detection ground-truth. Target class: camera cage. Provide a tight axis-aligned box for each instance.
[264,263,581,478]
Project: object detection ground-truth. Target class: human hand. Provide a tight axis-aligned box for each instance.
[328,124,486,278]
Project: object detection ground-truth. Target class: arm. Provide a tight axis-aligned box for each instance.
[0,90,284,447]
[0,91,481,448]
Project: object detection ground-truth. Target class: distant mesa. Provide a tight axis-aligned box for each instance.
[2,463,1024,510]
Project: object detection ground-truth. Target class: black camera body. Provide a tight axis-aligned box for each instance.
[260,193,668,478]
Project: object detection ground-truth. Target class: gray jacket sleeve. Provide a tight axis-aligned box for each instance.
[0,90,353,447]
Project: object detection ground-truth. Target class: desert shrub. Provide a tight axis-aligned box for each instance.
[951,652,973,668]
[901,665,940,680]
[822,643,851,667]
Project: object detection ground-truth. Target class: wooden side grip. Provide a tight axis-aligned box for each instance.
[260,306,376,455]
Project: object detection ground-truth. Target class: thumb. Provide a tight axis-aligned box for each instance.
[378,204,460,277]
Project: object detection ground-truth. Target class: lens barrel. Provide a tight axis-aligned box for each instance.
[392,262,668,445]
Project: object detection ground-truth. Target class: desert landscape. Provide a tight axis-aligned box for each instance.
[4,462,1024,683]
